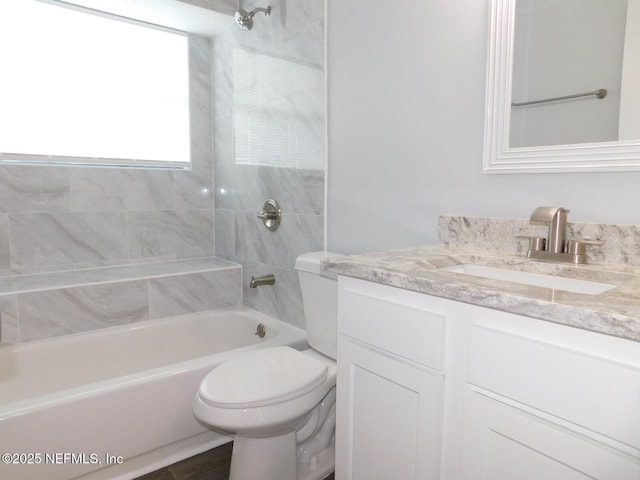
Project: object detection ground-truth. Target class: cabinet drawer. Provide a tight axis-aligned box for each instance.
[468,325,640,450]
[460,391,640,480]
[338,278,445,370]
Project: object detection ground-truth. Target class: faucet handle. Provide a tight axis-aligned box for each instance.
[516,235,546,252]
[566,239,602,256]
[577,240,602,245]
[566,240,601,264]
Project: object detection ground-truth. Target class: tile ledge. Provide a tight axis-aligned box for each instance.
[0,257,239,296]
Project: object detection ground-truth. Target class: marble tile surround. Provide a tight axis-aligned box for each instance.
[212,0,326,326]
[148,269,241,318]
[0,0,327,342]
[0,33,237,344]
[439,215,640,266]
[1,259,241,344]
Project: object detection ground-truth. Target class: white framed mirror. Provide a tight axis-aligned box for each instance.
[483,0,640,173]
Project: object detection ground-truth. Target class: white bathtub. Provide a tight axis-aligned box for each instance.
[0,307,307,480]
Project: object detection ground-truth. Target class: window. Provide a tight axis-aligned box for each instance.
[233,49,324,171]
[0,0,191,169]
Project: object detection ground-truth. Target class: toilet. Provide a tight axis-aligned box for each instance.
[192,251,339,480]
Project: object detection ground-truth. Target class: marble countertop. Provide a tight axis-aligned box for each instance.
[322,245,640,343]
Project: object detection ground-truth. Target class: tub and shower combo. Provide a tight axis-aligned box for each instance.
[0,307,307,480]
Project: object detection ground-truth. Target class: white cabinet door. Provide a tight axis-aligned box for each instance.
[459,391,640,480]
[467,324,640,451]
[335,336,444,480]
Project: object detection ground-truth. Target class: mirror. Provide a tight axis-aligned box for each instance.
[484,0,640,173]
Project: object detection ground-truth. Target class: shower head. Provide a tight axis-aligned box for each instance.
[234,6,271,30]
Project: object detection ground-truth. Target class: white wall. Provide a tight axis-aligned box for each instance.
[326,0,640,255]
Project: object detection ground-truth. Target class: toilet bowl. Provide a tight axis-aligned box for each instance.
[192,252,340,480]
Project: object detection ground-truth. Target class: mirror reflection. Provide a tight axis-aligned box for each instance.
[509,0,638,148]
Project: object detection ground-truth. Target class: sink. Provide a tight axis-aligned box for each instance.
[440,264,616,295]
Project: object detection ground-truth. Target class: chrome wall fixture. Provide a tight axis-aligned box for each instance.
[255,323,266,338]
[257,199,282,231]
[234,6,271,30]
[249,274,276,288]
[511,88,607,107]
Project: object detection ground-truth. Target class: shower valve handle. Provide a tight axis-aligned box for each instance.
[257,211,278,220]
[256,199,282,231]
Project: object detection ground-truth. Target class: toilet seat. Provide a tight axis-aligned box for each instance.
[198,346,328,409]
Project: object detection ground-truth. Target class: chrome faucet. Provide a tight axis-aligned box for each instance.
[521,207,600,264]
[249,274,276,288]
[530,207,568,254]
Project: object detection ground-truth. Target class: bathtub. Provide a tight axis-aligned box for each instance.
[0,307,308,480]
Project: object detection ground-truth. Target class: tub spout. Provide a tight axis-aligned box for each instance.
[249,274,275,288]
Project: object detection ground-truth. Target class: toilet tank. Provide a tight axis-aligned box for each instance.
[295,251,340,360]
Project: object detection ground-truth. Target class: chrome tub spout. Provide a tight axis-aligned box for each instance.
[249,274,276,288]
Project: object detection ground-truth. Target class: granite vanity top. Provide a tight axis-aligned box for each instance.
[322,245,640,343]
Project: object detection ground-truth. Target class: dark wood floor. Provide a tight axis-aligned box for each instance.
[135,442,334,480]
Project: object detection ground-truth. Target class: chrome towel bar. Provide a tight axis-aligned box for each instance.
[511,88,607,107]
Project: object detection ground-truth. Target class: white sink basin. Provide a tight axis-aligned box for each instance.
[440,264,616,295]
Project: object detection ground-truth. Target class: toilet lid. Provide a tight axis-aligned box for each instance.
[199,346,328,408]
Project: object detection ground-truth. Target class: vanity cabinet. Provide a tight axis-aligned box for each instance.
[335,277,446,480]
[335,276,640,480]
[460,322,640,479]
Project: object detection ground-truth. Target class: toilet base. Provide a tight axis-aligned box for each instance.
[228,433,335,480]
[298,442,335,480]
[230,432,298,480]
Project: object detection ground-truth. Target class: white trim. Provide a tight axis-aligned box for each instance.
[0,154,190,170]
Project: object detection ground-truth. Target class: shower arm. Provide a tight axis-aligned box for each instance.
[251,6,271,16]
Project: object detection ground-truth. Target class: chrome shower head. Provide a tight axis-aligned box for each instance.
[234,6,271,30]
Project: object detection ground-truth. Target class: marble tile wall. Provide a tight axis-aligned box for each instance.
[1,266,242,344]
[212,0,325,328]
[0,35,214,276]
[0,0,327,342]
[0,35,232,344]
